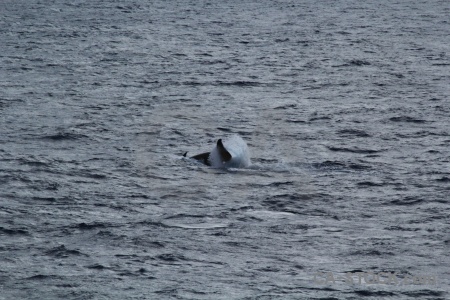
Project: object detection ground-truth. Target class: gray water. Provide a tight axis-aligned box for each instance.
[1,0,449,299]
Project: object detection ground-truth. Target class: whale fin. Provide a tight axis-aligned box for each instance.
[186,136,247,168]
[190,152,211,166]
[217,139,232,162]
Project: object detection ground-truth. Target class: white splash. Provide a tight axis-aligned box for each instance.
[209,135,251,168]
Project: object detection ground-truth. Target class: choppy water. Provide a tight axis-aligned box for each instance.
[1,0,449,299]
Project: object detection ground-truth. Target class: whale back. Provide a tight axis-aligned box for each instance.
[189,152,211,166]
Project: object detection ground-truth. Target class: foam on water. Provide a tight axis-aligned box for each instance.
[209,135,251,168]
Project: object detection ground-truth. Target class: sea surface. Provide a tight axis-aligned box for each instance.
[1,0,449,299]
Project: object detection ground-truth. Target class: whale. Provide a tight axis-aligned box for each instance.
[185,139,230,166]
[184,135,251,168]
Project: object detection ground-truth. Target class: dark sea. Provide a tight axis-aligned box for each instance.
[1,0,449,299]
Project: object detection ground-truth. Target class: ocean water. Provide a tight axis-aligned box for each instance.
[0,0,449,299]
